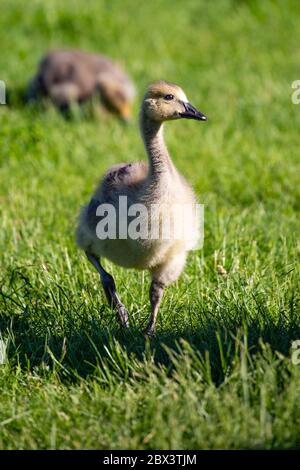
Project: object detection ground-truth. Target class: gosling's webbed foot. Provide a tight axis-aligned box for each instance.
[143,325,156,338]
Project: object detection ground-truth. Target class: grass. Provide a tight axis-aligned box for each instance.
[0,0,300,449]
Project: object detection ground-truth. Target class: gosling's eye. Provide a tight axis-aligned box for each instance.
[164,94,174,101]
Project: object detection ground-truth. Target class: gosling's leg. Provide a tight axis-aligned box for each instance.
[86,252,129,328]
[144,280,165,337]
[145,253,187,337]
[26,74,43,102]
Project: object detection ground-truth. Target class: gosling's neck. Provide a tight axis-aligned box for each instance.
[140,109,175,177]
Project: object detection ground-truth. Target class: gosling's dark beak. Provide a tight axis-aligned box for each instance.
[180,102,207,121]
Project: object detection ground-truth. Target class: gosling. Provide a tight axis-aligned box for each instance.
[76,81,207,336]
[27,49,135,120]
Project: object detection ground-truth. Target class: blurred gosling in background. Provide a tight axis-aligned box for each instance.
[27,49,135,120]
[76,81,207,336]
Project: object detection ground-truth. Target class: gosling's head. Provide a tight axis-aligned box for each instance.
[142,80,207,123]
[97,73,135,121]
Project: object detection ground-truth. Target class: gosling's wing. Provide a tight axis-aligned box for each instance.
[96,161,148,195]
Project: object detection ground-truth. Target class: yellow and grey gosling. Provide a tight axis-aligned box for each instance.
[76,80,207,336]
[27,49,135,120]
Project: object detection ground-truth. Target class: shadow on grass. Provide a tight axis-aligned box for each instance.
[5,85,124,123]
[1,267,299,384]
[5,85,73,119]
[1,301,300,385]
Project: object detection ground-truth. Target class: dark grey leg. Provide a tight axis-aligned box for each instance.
[26,75,43,102]
[86,253,129,328]
[144,280,165,337]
